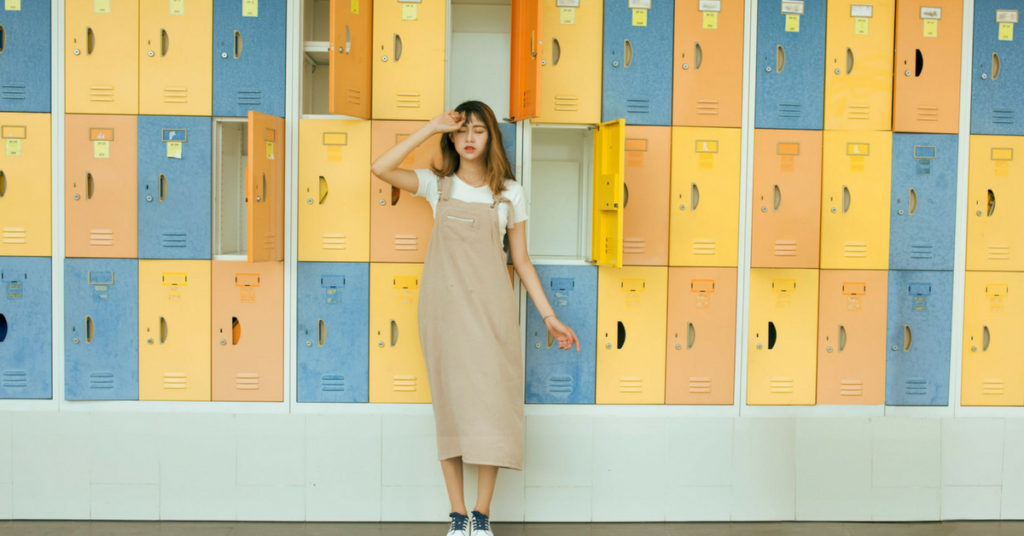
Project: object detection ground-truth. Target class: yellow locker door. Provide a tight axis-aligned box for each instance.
[747,268,819,405]
[66,0,139,114]
[371,0,446,120]
[139,0,213,116]
[369,262,430,403]
[820,131,891,270]
[596,266,667,404]
[823,0,896,130]
[966,135,1024,271]
[533,0,604,124]
[669,127,741,267]
[139,260,212,401]
[592,118,624,267]
[962,272,1024,406]
[298,119,371,262]
[0,114,51,257]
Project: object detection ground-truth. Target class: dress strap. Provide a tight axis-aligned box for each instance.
[438,174,454,202]
[493,193,514,229]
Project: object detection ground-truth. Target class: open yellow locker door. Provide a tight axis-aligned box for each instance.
[592,118,625,267]
[247,111,285,263]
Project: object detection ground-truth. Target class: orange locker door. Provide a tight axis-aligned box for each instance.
[534,0,604,124]
[369,120,442,262]
[211,261,283,401]
[672,0,746,127]
[622,126,670,266]
[751,129,823,269]
[65,115,137,258]
[892,1,962,133]
[509,0,542,122]
[330,0,373,118]
[816,270,887,404]
[665,267,737,405]
[66,0,139,114]
[247,111,285,263]
[138,0,213,116]
[0,114,51,257]
[371,0,446,120]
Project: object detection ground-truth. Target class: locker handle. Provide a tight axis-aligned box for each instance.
[159,174,168,202]
[772,184,781,212]
[0,24,5,54]
[0,313,6,343]
[318,176,328,204]
[231,317,241,345]
[690,183,700,211]
[992,53,1001,81]
[914,48,924,77]
[86,173,95,200]
[622,182,629,208]
[390,320,399,347]
[686,322,695,350]
[546,331,555,349]
[767,321,777,350]
[160,29,169,57]
[837,325,846,352]
[159,317,168,344]
[393,33,402,62]
[317,319,326,347]
[530,30,536,58]
[982,325,990,352]
[623,39,633,68]
[255,172,266,202]
[694,42,703,70]
[0,170,6,199]
[86,27,95,55]
[845,47,854,75]
[908,188,917,215]
[842,185,850,214]
[85,316,94,344]
[233,30,243,59]
[903,324,912,352]
[552,38,561,66]
[987,189,996,216]
[775,44,785,73]
[391,185,401,206]
[616,321,625,349]
[345,25,352,54]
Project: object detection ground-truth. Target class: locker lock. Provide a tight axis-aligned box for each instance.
[904,70,911,76]
[891,345,898,351]
[765,66,772,72]
[831,207,837,213]
[682,64,689,70]
[834,68,841,74]
[541,60,546,66]
[381,55,388,62]
[307,199,313,205]
[146,195,154,202]
[220,339,227,345]
[148,50,155,57]
[73,337,80,344]
[378,341,385,347]
[679,204,686,211]
[147,338,154,344]
[981,73,988,80]
[756,343,763,349]
[379,199,386,206]
[74,49,81,55]
[761,206,767,212]
[612,60,619,67]
[222,52,229,58]
[675,343,682,350]
[605,343,611,349]
[535,343,541,349]
[897,209,904,215]
[74,193,81,200]
[306,340,312,347]
[826,346,833,353]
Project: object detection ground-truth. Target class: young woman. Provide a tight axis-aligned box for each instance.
[370,101,580,536]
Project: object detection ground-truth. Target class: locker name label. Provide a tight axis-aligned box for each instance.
[703,11,718,29]
[5,139,21,157]
[996,10,1018,24]
[850,4,873,18]
[169,0,185,16]
[786,14,800,32]
[1,125,26,139]
[633,9,647,27]
[93,140,110,159]
[94,0,110,14]
[90,128,114,141]
[167,141,182,159]
[920,7,941,19]
[556,0,580,7]
[351,0,358,14]
[991,148,1013,161]
[4,0,20,12]
[628,0,651,9]
[162,129,187,142]
[699,0,720,11]
[243,0,257,17]
[560,7,575,24]
[923,19,938,37]
[402,3,417,20]
[781,1,804,15]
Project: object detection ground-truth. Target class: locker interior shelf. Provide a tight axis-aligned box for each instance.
[303,42,330,67]
[213,119,248,259]
[300,0,331,115]
[527,124,594,262]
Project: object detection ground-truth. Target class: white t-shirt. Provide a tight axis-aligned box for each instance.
[413,169,528,240]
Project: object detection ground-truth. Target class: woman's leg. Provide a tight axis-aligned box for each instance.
[473,465,499,517]
[441,457,468,515]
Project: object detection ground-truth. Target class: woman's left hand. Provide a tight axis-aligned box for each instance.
[544,316,580,352]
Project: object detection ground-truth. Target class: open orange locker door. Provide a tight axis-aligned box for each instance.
[509,0,542,122]
[330,0,373,118]
[246,111,285,263]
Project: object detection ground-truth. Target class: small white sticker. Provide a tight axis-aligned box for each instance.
[850,4,873,18]
[628,0,651,9]
[397,0,421,3]
[699,0,721,12]
[996,9,1018,24]
[781,1,804,15]
[556,0,580,7]
[920,6,941,19]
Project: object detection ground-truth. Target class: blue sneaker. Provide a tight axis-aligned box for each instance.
[447,512,469,536]
[471,510,493,536]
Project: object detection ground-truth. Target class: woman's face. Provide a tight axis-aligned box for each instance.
[450,113,489,163]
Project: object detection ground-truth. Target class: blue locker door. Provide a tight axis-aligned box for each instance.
[0,0,51,112]
[971,1,1024,135]
[137,116,212,259]
[601,1,674,125]
[64,258,138,400]
[296,261,369,402]
[885,270,952,406]
[525,264,597,404]
[889,134,958,271]
[212,0,286,117]
[0,257,51,398]
[500,122,516,175]
[754,0,826,130]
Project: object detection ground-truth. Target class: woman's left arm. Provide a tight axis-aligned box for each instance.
[507,222,580,352]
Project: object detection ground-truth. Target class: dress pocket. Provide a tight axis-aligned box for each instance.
[442,212,479,242]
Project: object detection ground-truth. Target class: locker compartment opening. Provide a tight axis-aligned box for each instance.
[527,125,594,261]
[301,0,331,115]
[448,0,511,121]
[213,119,248,259]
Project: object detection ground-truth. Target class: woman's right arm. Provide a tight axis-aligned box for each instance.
[369,110,464,193]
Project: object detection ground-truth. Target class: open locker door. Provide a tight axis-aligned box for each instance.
[508,0,542,121]
[592,118,625,268]
[330,0,373,118]
[247,111,285,263]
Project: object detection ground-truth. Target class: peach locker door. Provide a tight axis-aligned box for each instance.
[65,114,137,258]
[247,111,285,263]
[672,0,745,127]
[370,120,441,262]
[331,0,373,118]
[621,126,670,266]
[820,130,892,270]
[369,262,430,403]
[66,0,139,114]
[509,0,542,122]
[750,129,822,269]
[668,127,740,267]
[592,118,624,268]
[665,267,736,405]
[962,271,1024,406]
[815,269,887,405]
[0,114,51,257]
[823,0,896,131]
[371,0,445,120]
[138,259,211,401]
[595,266,667,404]
[747,268,819,405]
[966,135,1024,271]
[298,119,371,262]
[533,0,603,125]
[211,261,283,401]
[138,0,212,116]
[892,1,962,133]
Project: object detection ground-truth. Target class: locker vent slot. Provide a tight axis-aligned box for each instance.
[618,377,642,393]
[623,237,646,254]
[89,229,115,247]
[916,105,939,123]
[322,233,347,250]
[237,90,263,107]
[346,88,362,106]
[839,380,863,397]
[904,379,928,396]
[263,232,276,251]
[983,380,1005,396]
[688,377,712,394]
[769,377,794,394]
[89,372,114,390]
[163,87,189,104]
[547,375,574,394]
[395,91,422,109]
[2,370,26,388]
[161,232,187,249]
[553,95,579,112]
[696,99,720,116]
[691,239,716,255]
[392,375,417,392]
[846,104,869,121]
[89,86,115,102]
[2,227,26,244]
[773,240,797,256]
[626,99,650,115]
[992,109,1014,125]
[909,244,934,259]
[393,234,419,251]
[776,103,801,118]
[235,373,260,390]
[843,242,867,258]
[163,372,187,390]
[321,375,345,392]
[987,245,1010,260]
[1,84,26,101]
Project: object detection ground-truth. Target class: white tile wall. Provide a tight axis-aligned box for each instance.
[942,486,1002,520]
[235,485,305,521]
[871,417,941,488]
[158,414,237,520]
[591,416,667,521]
[664,486,732,521]
[731,418,796,521]
[89,414,161,485]
[0,482,11,520]
[381,414,444,488]
[236,414,305,487]
[11,412,91,519]
[0,412,11,485]
[665,418,733,487]
[524,486,591,521]
[90,483,159,520]
[794,418,872,521]
[1000,419,1024,519]
[380,485,451,521]
[942,418,1005,487]
[524,415,593,488]
[305,415,382,521]
[871,487,941,521]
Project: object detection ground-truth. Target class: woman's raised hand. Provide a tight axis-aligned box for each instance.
[428,110,465,134]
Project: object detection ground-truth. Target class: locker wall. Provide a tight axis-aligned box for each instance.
[0,256,51,399]
[65,0,139,114]
[673,0,745,128]
[889,133,957,271]
[886,269,952,406]
[754,0,826,130]
[602,0,673,126]
[0,113,51,257]
[0,0,51,112]
[213,0,287,117]
[816,269,887,405]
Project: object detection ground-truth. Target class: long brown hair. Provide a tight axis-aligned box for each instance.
[431,101,515,196]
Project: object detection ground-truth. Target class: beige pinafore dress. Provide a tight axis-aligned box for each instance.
[418,175,524,470]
